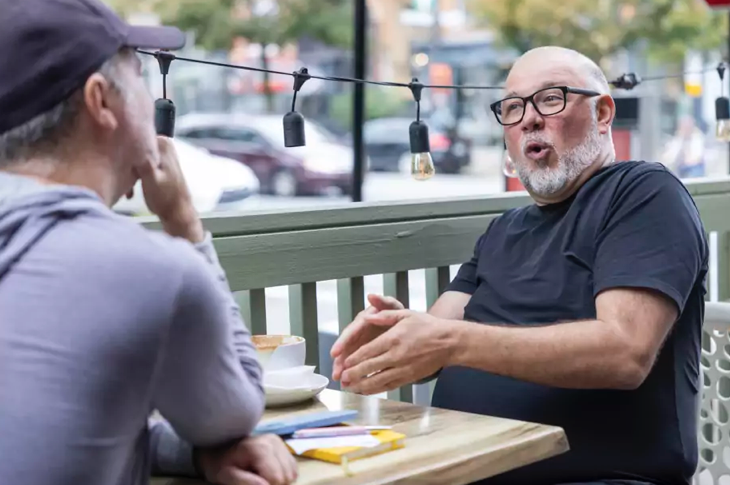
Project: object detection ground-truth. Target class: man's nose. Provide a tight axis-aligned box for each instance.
[520,102,544,132]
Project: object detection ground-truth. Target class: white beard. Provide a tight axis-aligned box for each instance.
[515,116,602,198]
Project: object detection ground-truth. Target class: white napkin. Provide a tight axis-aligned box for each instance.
[264,365,317,391]
[285,434,381,455]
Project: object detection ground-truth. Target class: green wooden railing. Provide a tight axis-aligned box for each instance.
[143,178,730,476]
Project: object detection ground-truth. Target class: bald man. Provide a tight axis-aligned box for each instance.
[330,46,708,484]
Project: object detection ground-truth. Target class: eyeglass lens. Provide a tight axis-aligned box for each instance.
[497,88,566,125]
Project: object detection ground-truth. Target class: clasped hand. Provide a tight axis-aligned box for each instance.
[331,294,456,395]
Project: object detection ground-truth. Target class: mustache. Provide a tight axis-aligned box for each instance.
[520,135,554,152]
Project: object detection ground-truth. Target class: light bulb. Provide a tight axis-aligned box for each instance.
[411,152,435,180]
[716,97,730,142]
[718,120,730,142]
[502,151,518,178]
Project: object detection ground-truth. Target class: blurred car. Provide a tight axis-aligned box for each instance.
[363,117,471,174]
[113,138,260,216]
[175,113,356,197]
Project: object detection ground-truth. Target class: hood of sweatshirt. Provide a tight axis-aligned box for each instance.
[0,171,106,280]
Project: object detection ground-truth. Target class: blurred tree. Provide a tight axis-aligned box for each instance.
[330,86,410,130]
[470,0,727,71]
[148,0,352,113]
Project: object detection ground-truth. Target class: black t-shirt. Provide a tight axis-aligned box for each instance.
[432,161,708,485]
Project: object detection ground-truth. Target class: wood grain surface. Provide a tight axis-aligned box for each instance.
[152,389,568,485]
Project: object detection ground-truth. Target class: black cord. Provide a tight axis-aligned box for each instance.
[162,73,167,99]
[138,49,728,93]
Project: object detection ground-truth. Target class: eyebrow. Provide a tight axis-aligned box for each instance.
[504,80,564,98]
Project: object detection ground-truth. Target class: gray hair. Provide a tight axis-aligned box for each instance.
[0,50,128,167]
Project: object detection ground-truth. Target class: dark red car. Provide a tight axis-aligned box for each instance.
[176,113,355,197]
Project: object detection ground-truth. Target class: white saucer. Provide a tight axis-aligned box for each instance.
[264,373,329,407]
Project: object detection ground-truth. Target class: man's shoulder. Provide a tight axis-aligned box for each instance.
[597,160,684,192]
[42,211,201,271]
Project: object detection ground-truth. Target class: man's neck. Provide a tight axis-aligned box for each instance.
[3,154,116,206]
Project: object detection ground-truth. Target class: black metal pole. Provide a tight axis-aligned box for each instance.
[352,0,367,202]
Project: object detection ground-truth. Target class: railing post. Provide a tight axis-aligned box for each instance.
[289,283,320,369]
[384,271,413,403]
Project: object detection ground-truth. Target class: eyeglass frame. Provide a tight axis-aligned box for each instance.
[489,86,602,126]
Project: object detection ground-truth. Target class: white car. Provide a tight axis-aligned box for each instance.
[113,138,260,216]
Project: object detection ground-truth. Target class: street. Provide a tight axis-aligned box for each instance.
[247,170,506,211]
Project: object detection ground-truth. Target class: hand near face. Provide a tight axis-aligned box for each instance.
[196,434,298,485]
[136,136,205,243]
[331,294,405,383]
[339,310,456,395]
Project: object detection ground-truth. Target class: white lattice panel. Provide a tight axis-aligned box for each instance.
[695,315,730,485]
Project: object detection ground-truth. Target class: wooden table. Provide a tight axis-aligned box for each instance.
[153,389,568,485]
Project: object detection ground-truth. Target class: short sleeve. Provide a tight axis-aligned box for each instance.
[445,223,492,295]
[593,168,707,313]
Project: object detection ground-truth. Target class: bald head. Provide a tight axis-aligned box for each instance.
[500,46,617,205]
[509,46,611,96]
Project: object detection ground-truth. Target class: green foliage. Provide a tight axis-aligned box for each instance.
[330,86,410,130]
[151,0,352,52]
[469,0,727,68]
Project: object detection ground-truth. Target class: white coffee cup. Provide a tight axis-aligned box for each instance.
[252,335,306,372]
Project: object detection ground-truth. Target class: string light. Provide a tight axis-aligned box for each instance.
[283,67,311,147]
[141,49,728,169]
[716,63,730,143]
[153,51,176,137]
[407,78,435,181]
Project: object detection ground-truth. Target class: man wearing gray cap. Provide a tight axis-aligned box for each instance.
[0,1,295,484]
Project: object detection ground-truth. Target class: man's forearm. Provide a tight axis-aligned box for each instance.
[193,232,263,391]
[448,318,647,390]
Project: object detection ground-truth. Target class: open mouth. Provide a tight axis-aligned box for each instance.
[525,142,551,160]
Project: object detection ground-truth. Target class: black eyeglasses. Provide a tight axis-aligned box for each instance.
[489,86,601,126]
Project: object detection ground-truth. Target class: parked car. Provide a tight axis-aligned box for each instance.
[176,113,356,197]
[113,138,260,216]
[363,117,471,174]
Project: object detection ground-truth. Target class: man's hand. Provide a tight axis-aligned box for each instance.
[137,136,205,243]
[340,310,458,395]
[331,294,404,383]
[195,434,297,485]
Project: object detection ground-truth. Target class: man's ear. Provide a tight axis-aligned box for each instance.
[596,95,615,135]
[82,73,119,132]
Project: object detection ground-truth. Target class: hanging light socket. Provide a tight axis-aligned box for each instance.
[283,111,306,147]
[283,67,311,147]
[409,120,430,154]
[155,99,176,138]
[407,78,435,180]
[153,50,176,137]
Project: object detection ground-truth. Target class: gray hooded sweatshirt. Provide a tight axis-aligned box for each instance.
[0,172,265,484]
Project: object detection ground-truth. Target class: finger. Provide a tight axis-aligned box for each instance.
[342,352,395,387]
[332,355,346,381]
[362,310,411,327]
[344,331,395,370]
[216,466,268,485]
[271,436,298,483]
[251,443,286,485]
[347,367,406,395]
[330,306,377,358]
[368,294,404,310]
[157,135,174,156]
